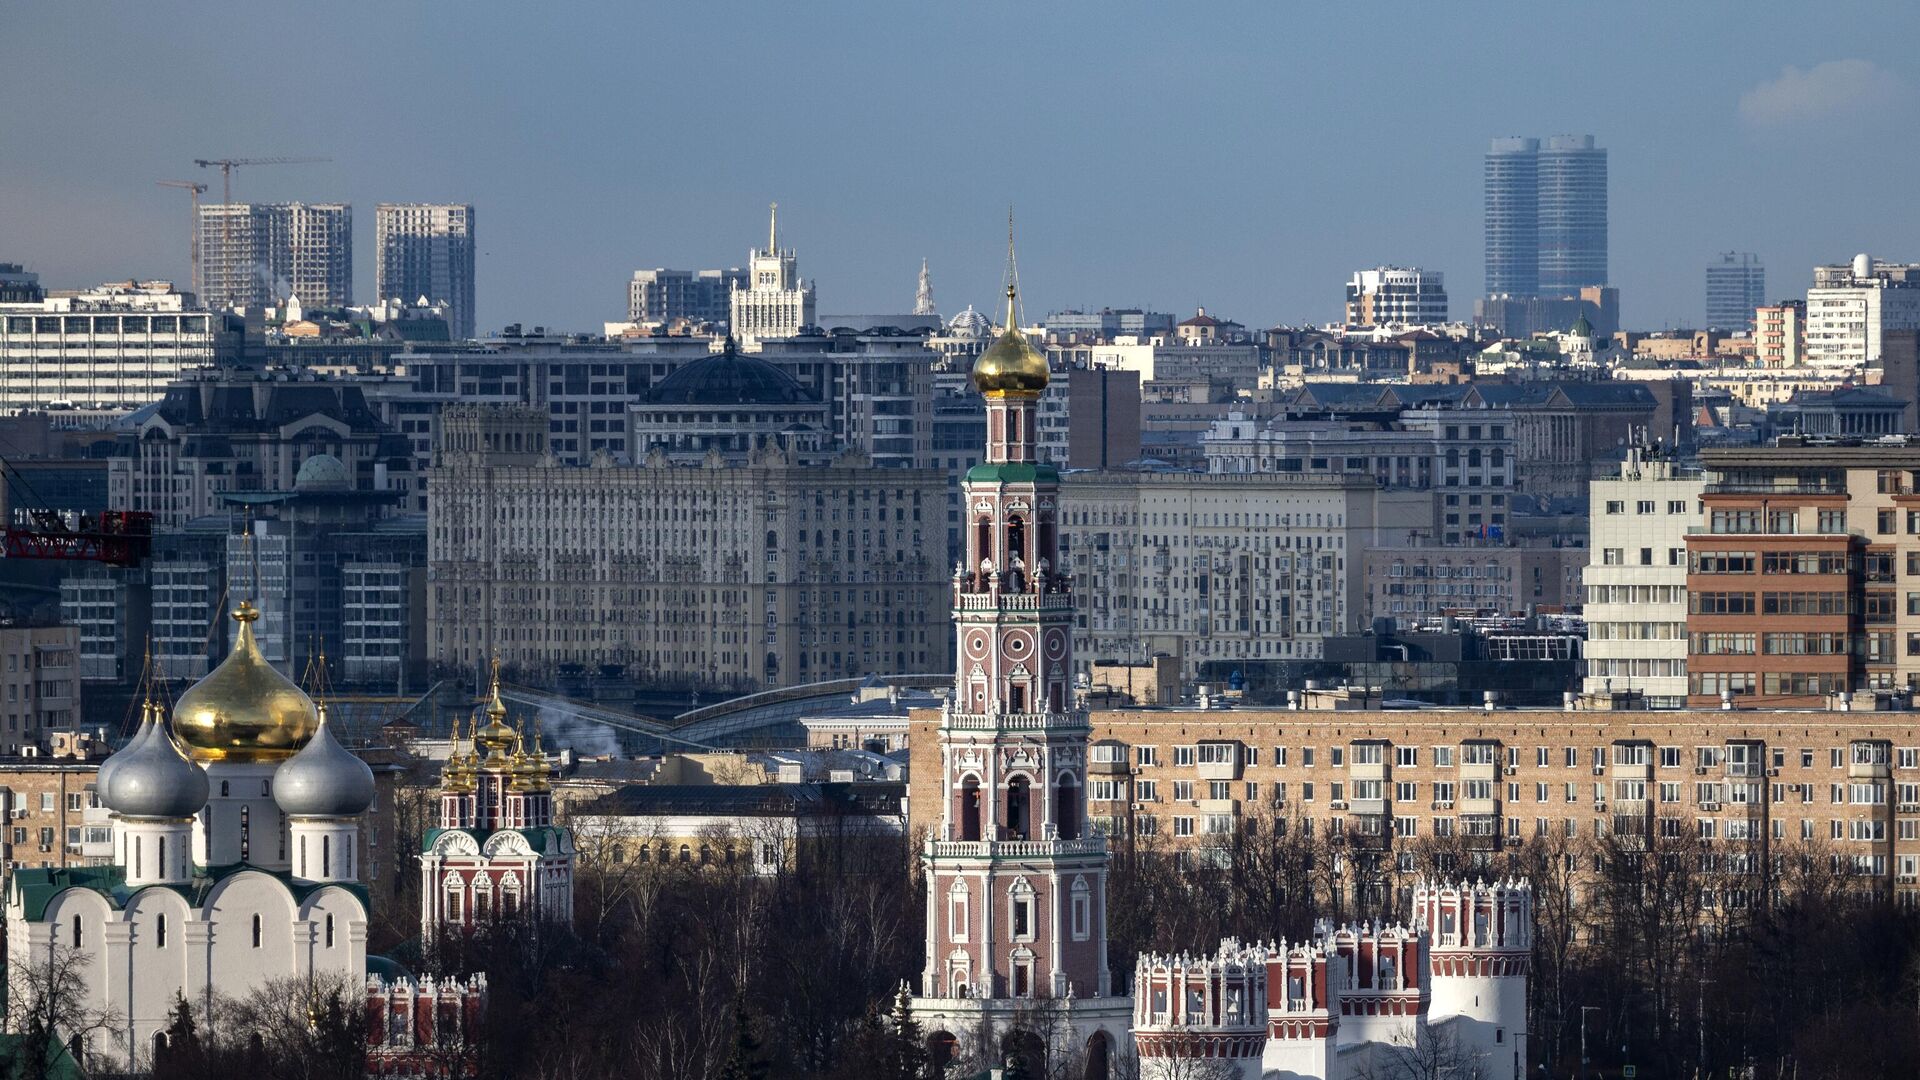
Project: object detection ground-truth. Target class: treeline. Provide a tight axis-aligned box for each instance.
[1108,811,1920,1079]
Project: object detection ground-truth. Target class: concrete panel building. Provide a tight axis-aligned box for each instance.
[375,203,476,339]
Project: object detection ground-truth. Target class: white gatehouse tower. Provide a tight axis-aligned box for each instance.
[915,237,1132,1075]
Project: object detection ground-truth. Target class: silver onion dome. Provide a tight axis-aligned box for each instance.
[95,703,157,807]
[102,708,209,820]
[273,708,375,818]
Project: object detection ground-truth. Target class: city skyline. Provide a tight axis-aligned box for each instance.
[4,4,1920,335]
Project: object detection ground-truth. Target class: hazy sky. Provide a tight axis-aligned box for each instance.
[5,2,1919,334]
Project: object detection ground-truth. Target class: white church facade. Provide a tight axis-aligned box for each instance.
[3,600,566,1073]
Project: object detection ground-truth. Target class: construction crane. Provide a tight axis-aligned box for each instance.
[191,156,330,207]
[157,179,208,297]
[191,157,330,304]
[0,458,152,566]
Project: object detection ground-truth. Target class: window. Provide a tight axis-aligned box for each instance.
[156,913,166,949]
[1172,746,1195,767]
[1302,748,1316,767]
[1197,743,1237,766]
[1271,747,1288,767]
[1330,747,1345,767]
[1172,816,1195,837]
[1395,781,1418,802]
[1433,747,1454,768]
[1396,746,1418,767]
[1136,746,1158,767]
[251,914,262,949]
[1352,743,1383,766]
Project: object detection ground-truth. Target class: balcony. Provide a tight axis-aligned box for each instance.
[955,592,1077,613]
[928,837,1108,860]
[946,711,1089,733]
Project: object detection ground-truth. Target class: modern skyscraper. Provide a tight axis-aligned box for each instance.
[1705,252,1765,331]
[375,203,477,339]
[1484,137,1539,297]
[1537,135,1608,293]
[1484,135,1608,299]
[197,202,353,310]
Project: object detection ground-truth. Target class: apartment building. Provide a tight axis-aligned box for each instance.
[1583,449,1705,706]
[1058,470,1430,675]
[0,752,108,877]
[198,202,353,310]
[0,625,82,754]
[1806,254,1920,369]
[1686,442,1920,707]
[1755,301,1806,368]
[627,267,746,327]
[426,405,945,692]
[1345,267,1448,327]
[907,706,1920,903]
[0,281,225,410]
[375,203,477,339]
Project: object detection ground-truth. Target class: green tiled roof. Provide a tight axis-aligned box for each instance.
[10,861,367,923]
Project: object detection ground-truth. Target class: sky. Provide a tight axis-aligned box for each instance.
[5,2,1920,335]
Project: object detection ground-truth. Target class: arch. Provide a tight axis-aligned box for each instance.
[1001,1029,1045,1076]
[959,775,983,842]
[1083,1031,1112,1080]
[1053,771,1080,841]
[1005,514,1028,571]
[1005,775,1031,841]
[928,1031,959,1079]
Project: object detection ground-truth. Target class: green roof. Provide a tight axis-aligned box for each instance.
[0,1030,85,1080]
[965,462,1059,485]
[11,861,367,923]
[422,825,568,855]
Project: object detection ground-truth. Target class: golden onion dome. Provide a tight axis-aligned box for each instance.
[971,284,1049,398]
[172,601,319,763]
[473,660,518,763]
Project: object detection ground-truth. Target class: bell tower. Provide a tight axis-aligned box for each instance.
[915,222,1131,1067]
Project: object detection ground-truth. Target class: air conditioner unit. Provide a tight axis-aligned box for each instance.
[1592,766,1606,776]
[1330,800,1348,810]
[1694,767,1709,775]
[1432,800,1454,810]
[1701,801,1722,812]
[1131,803,1145,811]
[1594,801,1608,813]
[1271,799,1287,809]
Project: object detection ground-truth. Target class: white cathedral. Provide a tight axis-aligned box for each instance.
[2,600,515,1071]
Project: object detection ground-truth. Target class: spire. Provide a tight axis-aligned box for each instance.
[767,201,778,256]
[1003,207,1021,328]
[915,258,936,316]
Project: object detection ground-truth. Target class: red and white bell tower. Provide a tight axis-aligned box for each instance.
[915,240,1132,1069]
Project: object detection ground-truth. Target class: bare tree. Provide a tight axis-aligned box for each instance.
[2,944,122,1080]
[1347,1023,1486,1080]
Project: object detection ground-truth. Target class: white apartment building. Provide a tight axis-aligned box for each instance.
[1581,448,1703,708]
[1344,266,1448,327]
[375,203,476,339]
[197,202,353,310]
[0,282,219,410]
[730,206,816,343]
[1059,470,1430,675]
[1805,254,1920,369]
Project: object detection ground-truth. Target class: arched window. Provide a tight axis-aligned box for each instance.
[325,913,335,949]
[1006,775,1032,841]
[322,834,332,879]
[158,836,166,879]
[133,835,142,879]
[299,835,307,877]
[679,844,691,864]
[1070,877,1091,941]
[72,914,82,949]
[251,914,262,949]
[959,776,983,842]
[1054,773,1080,841]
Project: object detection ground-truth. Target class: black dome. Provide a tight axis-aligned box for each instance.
[645,343,815,406]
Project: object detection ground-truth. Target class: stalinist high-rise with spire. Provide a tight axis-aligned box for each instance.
[729,202,817,343]
[915,223,1132,1072]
